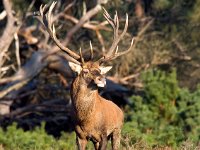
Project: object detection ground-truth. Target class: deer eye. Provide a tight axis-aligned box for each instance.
[91,70,100,76]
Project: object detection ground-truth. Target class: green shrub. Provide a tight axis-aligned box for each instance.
[123,69,200,147]
[0,122,76,150]
[176,85,200,142]
[0,123,101,150]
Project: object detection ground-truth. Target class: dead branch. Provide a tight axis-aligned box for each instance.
[0,90,36,100]
[7,99,71,118]
[0,0,21,62]
[172,38,191,61]
[0,50,48,115]
[0,51,47,85]
[132,19,154,51]
[62,14,110,51]
[62,15,110,31]
[53,0,76,21]
[0,50,75,98]
[0,0,22,115]
[107,73,139,85]
[63,4,102,46]
[0,79,30,99]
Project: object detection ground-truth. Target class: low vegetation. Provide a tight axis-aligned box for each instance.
[123,69,200,148]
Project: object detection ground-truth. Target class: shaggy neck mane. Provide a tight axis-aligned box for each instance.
[71,75,99,122]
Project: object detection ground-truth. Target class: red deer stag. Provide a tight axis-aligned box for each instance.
[38,2,133,150]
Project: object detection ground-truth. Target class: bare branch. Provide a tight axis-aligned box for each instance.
[0,79,30,98]
[62,14,109,52]
[0,49,74,98]
[0,0,21,76]
[0,0,21,53]
[63,4,102,46]
[62,15,110,31]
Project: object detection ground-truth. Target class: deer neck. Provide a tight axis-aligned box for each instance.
[71,75,99,122]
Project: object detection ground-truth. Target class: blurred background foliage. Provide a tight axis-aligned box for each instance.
[0,0,200,149]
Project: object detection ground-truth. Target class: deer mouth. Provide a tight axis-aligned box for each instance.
[94,77,106,87]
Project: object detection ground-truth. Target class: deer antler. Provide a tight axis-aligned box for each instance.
[38,2,134,65]
[98,8,134,64]
[38,1,81,64]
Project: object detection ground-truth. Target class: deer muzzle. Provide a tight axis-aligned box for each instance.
[94,76,106,87]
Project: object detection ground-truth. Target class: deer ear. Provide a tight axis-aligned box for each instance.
[99,66,112,74]
[69,62,82,74]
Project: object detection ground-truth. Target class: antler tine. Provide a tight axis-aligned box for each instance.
[89,41,94,60]
[110,38,134,60]
[47,2,55,32]
[79,47,85,64]
[107,13,128,56]
[113,11,119,40]
[98,9,131,64]
[102,7,115,29]
[39,2,80,63]
[99,38,134,63]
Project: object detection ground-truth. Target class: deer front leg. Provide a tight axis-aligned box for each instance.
[111,129,121,150]
[75,125,88,150]
[76,135,88,150]
[99,135,108,150]
[92,141,100,150]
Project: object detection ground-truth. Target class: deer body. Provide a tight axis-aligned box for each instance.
[71,66,124,149]
[39,2,133,149]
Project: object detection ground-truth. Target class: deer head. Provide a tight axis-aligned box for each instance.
[38,1,134,87]
[69,61,112,87]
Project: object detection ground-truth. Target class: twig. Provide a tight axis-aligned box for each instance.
[172,38,186,52]
[131,19,154,51]
[27,0,36,13]
[53,0,75,21]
